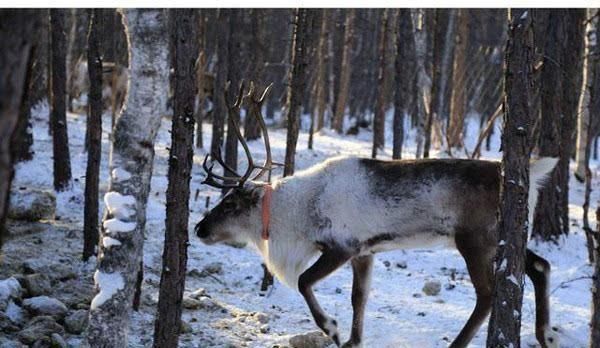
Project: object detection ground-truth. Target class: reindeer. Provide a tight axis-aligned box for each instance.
[195,83,559,348]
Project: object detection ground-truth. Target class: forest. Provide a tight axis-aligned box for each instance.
[0,7,599,348]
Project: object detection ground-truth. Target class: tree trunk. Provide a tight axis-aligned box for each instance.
[414,9,430,159]
[153,9,197,348]
[87,9,169,347]
[532,9,585,241]
[244,9,265,141]
[487,9,533,347]
[574,10,597,182]
[448,9,469,149]
[425,9,456,158]
[224,10,242,186]
[83,9,104,262]
[284,9,317,177]
[50,9,72,191]
[194,11,206,149]
[10,43,36,163]
[67,9,89,112]
[331,9,355,134]
[592,206,600,347]
[309,9,329,150]
[372,9,390,159]
[210,9,230,159]
[393,9,416,160]
[0,10,35,249]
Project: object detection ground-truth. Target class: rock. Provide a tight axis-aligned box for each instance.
[31,337,51,348]
[202,262,223,275]
[182,297,202,310]
[259,324,269,334]
[18,316,64,345]
[187,288,207,299]
[22,296,68,319]
[21,274,52,297]
[8,188,56,221]
[0,311,19,332]
[0,278,22,311]
[50,333,67,348]
[5,301,26,326]
[253,312,269,324]
[289,331,334,348]
[0,338,27,348]
[64,310,88,334]
[396,261,407,269]
[422,280,442,296]
[180,320,192,334]
[182,296,223,312]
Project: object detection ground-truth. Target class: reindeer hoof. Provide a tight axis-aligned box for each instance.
[341,340,362,348]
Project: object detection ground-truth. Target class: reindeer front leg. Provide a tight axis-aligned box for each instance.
[298,246,353,347]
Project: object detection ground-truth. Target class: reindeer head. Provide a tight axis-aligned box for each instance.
[195,81,281,246]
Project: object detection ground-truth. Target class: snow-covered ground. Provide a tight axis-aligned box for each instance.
[6,102,598,347]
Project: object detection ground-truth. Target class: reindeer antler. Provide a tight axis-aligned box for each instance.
[202,80,282,189]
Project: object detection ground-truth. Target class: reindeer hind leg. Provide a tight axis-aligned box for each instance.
[342,254,373,348]
[450,231,495,348]
[525,249,558,348]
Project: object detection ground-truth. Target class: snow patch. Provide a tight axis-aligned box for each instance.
[102,237,122,248]
[103,218,136,233]
[90,271,125,310]
[104,191,136,219]
[111,167,132,182]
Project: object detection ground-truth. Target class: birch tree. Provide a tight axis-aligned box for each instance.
[0,10,35,249]
[487,9,533,347]
[87,9,169,346]
[574,10,598,182]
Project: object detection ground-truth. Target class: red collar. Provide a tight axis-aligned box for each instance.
[261,184,273,240]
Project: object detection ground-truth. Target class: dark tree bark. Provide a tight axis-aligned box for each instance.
[284,9,317,177]
[372,9,390,159]
[487,9,533,348]
[392,9,416,160]
[153,9,197,348]
[83,9,104,262]
[224,9,245,186]
[309,8,330,149]
[244,9,265,141]
[332,9,355,134]
[67,9,89,112]
[592,206,600,347]
[448,9,469,149]
[50,9,72,191]
[425,9,456,158]
[210,9,230,159]
[532,10,585,241]
[0,10,35,249]
[423,10,444,158]
[87,9,169,347]
[10,44,36,163]
[194,10,207,149]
